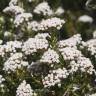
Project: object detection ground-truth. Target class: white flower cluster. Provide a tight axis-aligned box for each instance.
[16,80,37,96]
[78,15,93,23]
[70,57,95,74]
[59,47,82,60]
[58,34,96,75]
[58,34,82,48]
[22,38,49,55]
[33,1,53,16]
[0,40,22,57]
[40,49,60,64]
[3,5,24,15]
[3,0,23,15]
[42,68,69,87]
[4,40,22,53]
[86,39,96,58]
[39,17,65,30]
[14,13,33,27]
[3,53,28,73]
[3,0,33,27]
[0,75,5,87]
[28,17,65,31]
[35,33,50,39]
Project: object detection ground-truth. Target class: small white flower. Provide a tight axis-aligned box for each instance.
[55,7,64,15]
[4,31,12,37]
[28,21,39,31]
[78,15,93,23]
[0,40,3,44]
[28,0,34,2]
[0,45,5,57]
[93,30,96,38]
[33,1,53,16]
[35,33,50,39]
[0,75,5,87]
[85,39,96,58]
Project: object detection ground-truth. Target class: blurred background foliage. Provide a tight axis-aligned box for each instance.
[0,0,96,41]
